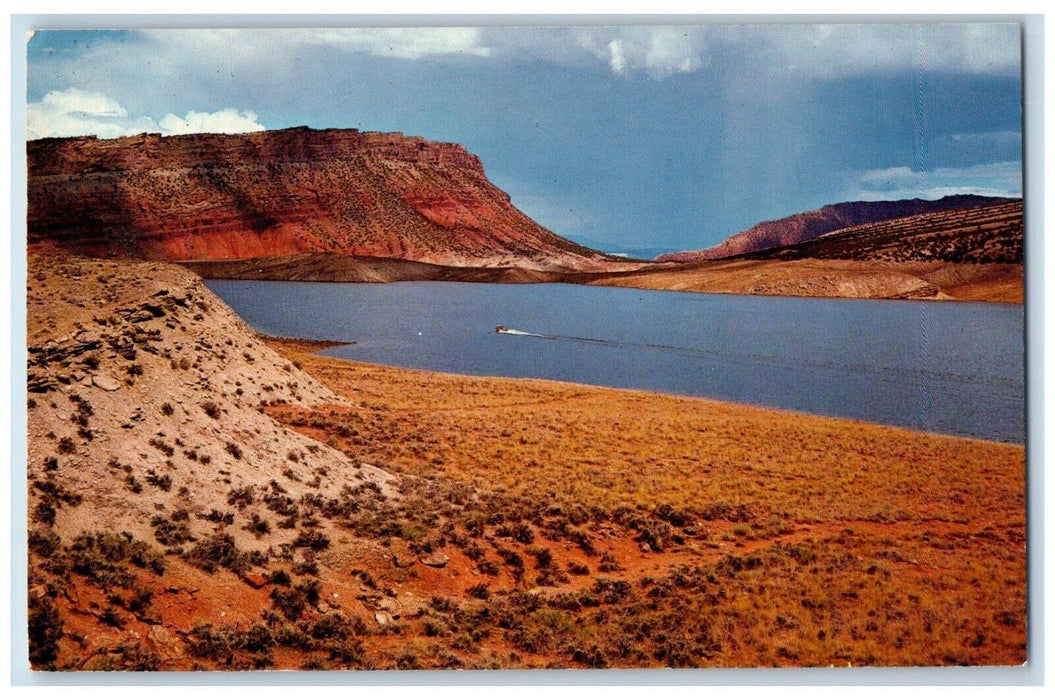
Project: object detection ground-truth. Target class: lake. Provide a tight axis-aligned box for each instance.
[205,280,1025,444]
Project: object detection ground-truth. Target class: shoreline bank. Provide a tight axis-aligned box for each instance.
[182,253,1023,304]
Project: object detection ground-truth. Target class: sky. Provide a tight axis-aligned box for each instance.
[24,24,1023,254]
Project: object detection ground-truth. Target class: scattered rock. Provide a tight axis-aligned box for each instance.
[92,374,121,391]
[75,330,101,343]
[419,551,449,568]
[391,543,416,568]
[148,625,185,660]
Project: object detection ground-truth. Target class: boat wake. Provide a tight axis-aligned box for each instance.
[498,328,544,337]
[497,326,700,354]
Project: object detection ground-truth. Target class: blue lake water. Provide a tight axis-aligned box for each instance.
[205,280,1025,444]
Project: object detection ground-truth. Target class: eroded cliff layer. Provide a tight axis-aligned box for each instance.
[28,127,619,271]
[657,195,1019,262]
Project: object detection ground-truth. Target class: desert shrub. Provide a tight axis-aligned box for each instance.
[655,504,694,528]
[226,486,254,509]
[28,592,63,668]
[506,609,575,655]
[201,401,221,419]
[124,475,143,493]
[28,529,62,558]
[263,487,298,518]
[99,605,125,628]
[225,442,243,460]
[714,553,763,576]
[64,531,165,584]
[269,578,321,621]
[148,438,175,457]
[293,529,330,552]
[699,502,753,523]
[779,542,818,566]
[511,522,535,544]
[160,402,174,416]
[312,612,363,640]
[567,561,590,576]
[565,527,597,555]
[592,577,632,604]
[126,586,154,614]
[243,513,271,537]
[467,583,491,600]
[240,624,275,654]
[186,622,237,661]
[527,546,553,570]
[145,470,173,491]
[632,518,677,552]
[105,642,162,671]
[275,625,313,650]
[32,502,56,526]
[186,533,248,574]
[151,514,193,546]
[199,508,235,525]
[327,636,368,666]
[494,544,524,578]
[32,479,82,512]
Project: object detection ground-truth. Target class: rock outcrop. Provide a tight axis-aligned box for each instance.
[27,127,622,272]
[657,194,1017,262]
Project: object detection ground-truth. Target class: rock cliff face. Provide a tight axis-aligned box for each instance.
[656,194,1015,262]
[27,127,619,271]
[739,199,1023,265]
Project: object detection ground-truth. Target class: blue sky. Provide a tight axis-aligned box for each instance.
[25,24,1022,253]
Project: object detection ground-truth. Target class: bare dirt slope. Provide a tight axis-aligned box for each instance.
[181,253,579,284]
[583,259,1023,303]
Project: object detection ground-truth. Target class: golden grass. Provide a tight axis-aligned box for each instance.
[269,348,1024,528]
[256,339,1027,667]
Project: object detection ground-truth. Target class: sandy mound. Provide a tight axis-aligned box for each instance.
[26,252,395,552]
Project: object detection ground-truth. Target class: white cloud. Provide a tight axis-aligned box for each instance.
[158,109,265,135]
[26,88,156,139]
[607,40,627,75]
[562,27,709,79]
[26,87,266,140]
[850,160,1022,201]
[37,87,126,118]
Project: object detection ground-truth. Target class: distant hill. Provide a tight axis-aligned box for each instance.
[657,195,1016,262]
[736,199,1023,265]
[27,127,626,273]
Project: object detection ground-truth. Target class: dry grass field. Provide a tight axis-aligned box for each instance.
[262,340,1028,668]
